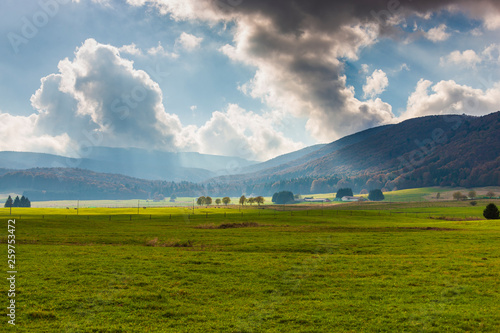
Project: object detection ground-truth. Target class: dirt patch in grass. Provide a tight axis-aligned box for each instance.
[429,216,483,221]
[195,222,263,229]
[397,227,459,231]
[145,237,193,247]
[27,310,57,320]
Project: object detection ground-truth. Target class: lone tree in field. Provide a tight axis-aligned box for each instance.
[453,191,466,201]
[197,196,206,206]
[483,203,500,220]
[215,198,221,205]
[222,197,231,205]
[248,197,255,205]
[205,196,212,206]
[468,191,477,199]
[486,191,495,198]
[4,195,13,208]
[368,189,385,201]
[272,191,294,204]
[436,192,441,199]
[239,195,247,206]
[255,196,265,206]
[336,188,353,199]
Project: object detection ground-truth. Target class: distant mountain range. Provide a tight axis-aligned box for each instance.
[0,147,256,183]
[0,112,498,200]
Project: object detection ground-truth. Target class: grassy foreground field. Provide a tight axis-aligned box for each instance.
[1,202,499,332]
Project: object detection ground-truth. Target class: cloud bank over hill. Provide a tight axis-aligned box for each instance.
[3,39,301,161]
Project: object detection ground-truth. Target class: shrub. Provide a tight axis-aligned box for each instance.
[272,191,294,204]
[368,189,385,201]
[336,188,353,198]
[470,201,477,206]
[483,203,500,220]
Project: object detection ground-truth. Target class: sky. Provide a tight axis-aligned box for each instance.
[0,0,499,162]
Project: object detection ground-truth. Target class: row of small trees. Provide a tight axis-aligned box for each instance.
[4,195,31,208]
[452,191,496,201]
[239,195,265,206]
[197,196,231,206]
[197,195,266,206]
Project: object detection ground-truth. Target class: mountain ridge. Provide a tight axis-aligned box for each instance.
[207,112,500,192]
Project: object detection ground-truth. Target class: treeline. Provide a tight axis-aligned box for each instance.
[0,168,349,200]
[4,195,31,208]
[1,160,499,202]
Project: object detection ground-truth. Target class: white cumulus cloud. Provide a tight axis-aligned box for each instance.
[363,69,389,99]
[425,24,451,42]
[0,111,71,155]
[440,49,482,68]
[190,104,304,161]
[119,43,143,56]
[176,32,203,51]
[31,38,184,154]
[400,79,500,120]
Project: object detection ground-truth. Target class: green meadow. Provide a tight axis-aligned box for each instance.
[1,198,499,332]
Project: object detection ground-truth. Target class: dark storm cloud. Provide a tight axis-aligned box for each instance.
[217,0,500,30]
[210,0,500,140]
